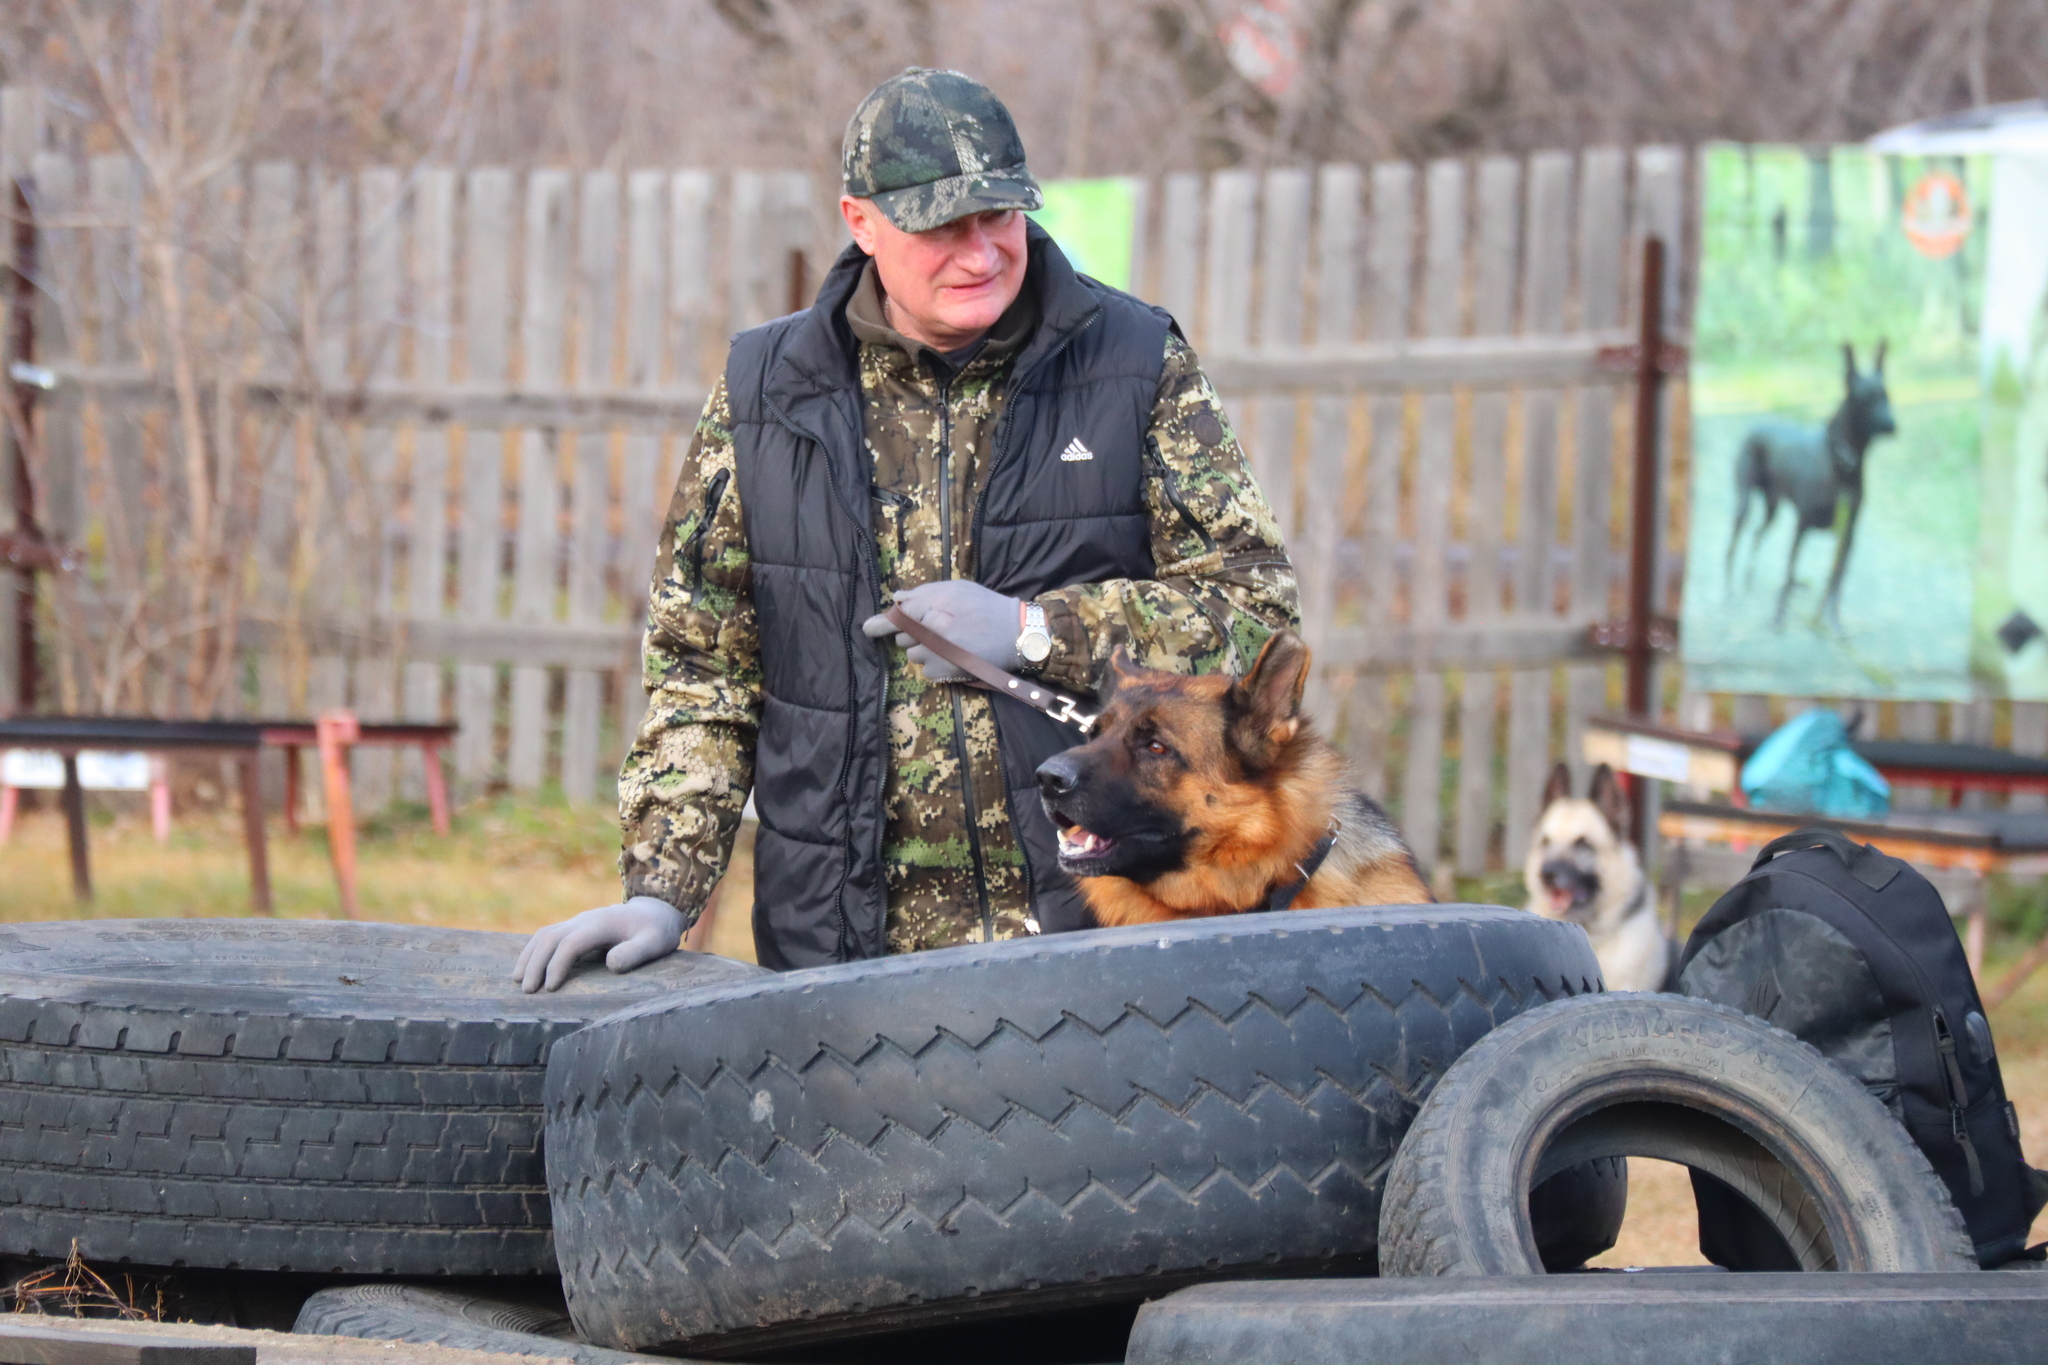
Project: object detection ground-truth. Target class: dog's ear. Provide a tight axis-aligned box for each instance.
[1842,341,1858,386]
[1589,763,1630,842]
[1542,760,1573,809]
[1873,338,1887,375]
[1096,646,1142,703]
[1228,630,1311,766]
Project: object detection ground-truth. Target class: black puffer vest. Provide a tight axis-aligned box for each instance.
[726,225,1172,969]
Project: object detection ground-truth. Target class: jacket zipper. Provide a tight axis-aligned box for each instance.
[871,486,912,564]
[1148,438,1217,555]
[932,361,995,945]
[968,306,1103,577]
[681,467,731,593]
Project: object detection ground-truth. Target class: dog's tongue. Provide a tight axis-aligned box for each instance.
[1060,825,1116,858]
[1548,886,1576,914]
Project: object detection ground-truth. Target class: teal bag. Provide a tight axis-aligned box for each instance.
[1741,709,1891,819]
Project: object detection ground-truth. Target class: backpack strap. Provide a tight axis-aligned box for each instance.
[1750,826,1901,891]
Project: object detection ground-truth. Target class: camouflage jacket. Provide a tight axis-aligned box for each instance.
[619,262,1299,954]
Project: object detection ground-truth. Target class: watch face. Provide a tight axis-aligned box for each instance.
[1020,631,1052,663]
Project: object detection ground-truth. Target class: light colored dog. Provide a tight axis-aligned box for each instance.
[1524,761,1674,992]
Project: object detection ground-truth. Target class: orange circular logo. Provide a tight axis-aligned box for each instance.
[1901,170,1973,259]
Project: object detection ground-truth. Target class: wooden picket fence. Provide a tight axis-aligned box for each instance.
[6,83,2041,878]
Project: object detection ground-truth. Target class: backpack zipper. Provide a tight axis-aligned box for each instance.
[681,467,731,594]
[1935,1008,1986,1196]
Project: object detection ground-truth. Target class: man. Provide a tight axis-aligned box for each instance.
[516,68,1297,991]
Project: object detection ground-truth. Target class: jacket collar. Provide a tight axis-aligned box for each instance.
[763,219,1102,417]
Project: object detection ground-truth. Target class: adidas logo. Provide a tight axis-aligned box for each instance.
[1059,437,1094,463]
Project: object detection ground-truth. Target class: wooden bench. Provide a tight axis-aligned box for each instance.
[0,713,455,918]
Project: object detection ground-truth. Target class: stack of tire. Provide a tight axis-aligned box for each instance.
[7,902,1998,1363]
[0,919,763,1278]
[3,905,1613,1357]
[539,905,1611,1357]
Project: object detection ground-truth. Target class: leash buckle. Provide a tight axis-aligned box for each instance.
[1046,693,1098,733]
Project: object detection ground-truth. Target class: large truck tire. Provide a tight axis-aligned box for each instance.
[1376,993,1978,1276]
[544,905,1603,1357]
[0,919,763,1276]
[294,1284,672,1363]
[1124,1274,2048,1365]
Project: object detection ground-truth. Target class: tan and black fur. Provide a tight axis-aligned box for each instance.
[1524,761,1675,992]
[1034,631,1431,926]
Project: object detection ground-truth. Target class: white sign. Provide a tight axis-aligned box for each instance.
[1623,734,1694,784]
[1,749,153,792]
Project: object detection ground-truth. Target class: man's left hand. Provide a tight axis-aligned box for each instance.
[862,580,1024,681]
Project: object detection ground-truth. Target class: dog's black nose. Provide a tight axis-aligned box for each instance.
[1036,754,1081,798]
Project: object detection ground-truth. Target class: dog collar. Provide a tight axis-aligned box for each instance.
[1254,824,1340,914]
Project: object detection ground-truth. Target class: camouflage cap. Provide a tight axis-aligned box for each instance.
[843,68,1043,233]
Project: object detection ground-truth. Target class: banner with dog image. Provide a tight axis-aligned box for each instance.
[1681,145,1989,699]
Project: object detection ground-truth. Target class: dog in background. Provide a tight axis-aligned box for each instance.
[1035,631,1432,926]
[1525,761,1674,991]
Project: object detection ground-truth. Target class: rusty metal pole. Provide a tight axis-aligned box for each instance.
[1624,236,1669,842]
[5,176,39,714]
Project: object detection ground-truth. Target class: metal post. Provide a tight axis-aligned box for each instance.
[5,176,39,714]
[1624,236,1669,842]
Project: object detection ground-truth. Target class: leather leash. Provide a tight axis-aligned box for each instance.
[882,605,1099,733]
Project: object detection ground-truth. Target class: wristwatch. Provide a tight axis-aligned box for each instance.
[1016,601,1052,674]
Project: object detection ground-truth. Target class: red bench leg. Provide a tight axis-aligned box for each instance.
[422,742,452,838]
[317,711,361,920]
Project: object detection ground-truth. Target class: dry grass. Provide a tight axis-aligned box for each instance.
[4,804,2046,1264]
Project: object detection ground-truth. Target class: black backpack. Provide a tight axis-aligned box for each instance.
[1676,827,2048,1267]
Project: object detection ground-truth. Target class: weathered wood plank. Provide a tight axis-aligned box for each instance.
[88,156,148,637]
[617,169,669,756]
[307,169,351,720]
[1564,147,1627,783]
[1506,149,1575,865]
[668,170,715,393]
[1157,173,1203,333]
[454,168,513,788]
[508,170,571,791]
[351,166,403,804]
[1298,164,1359,725]
[1454,155,1520,875]
[1251,167,1310,540]
[561,170,619,803]
[403,168,455,749]
[726,170,768,335]
[1348,160,1414,799]
[1399,158,1466,874]
[1198,330,1636,391]
[1202,169,1257,435]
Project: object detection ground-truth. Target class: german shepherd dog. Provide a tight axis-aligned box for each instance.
[1034,631,1431,926]
[1524,761,1674,992]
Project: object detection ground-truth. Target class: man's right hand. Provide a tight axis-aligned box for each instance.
[514,896,688,993]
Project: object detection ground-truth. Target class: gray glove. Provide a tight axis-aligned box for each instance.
[861,579,1023,682]
[514,895,687,993]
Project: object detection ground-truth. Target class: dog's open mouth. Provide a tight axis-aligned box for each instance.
[1058,824,1119,864]
[1547,886,1582,915]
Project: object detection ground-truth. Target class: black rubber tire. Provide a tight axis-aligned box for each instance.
[1376,993,1979,1276]
[543,905,1603,1356]
[0,919,764,1276]
[294,1284,671,1362]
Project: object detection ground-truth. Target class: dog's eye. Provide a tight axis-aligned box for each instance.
[1144,739,1171,757]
